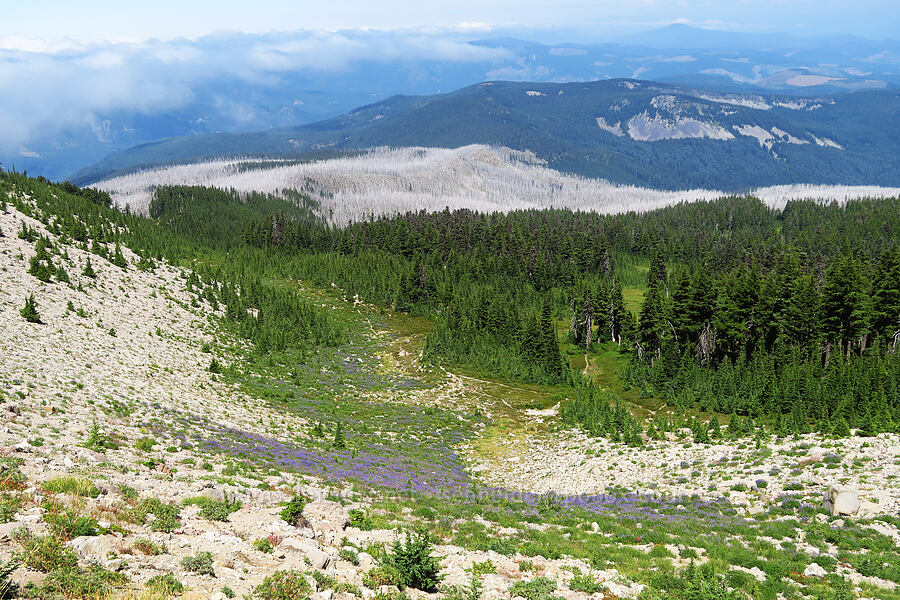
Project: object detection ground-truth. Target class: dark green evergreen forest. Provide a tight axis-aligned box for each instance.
[3,171,898,440]
[239,191,900,437]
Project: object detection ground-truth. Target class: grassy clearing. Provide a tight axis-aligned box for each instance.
[41,476,100,498]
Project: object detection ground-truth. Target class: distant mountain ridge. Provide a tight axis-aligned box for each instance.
[7,24,900,180]
[74,79,900,191]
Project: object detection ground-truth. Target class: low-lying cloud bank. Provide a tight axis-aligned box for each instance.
[93,145,900,224]
[0,29,511,156]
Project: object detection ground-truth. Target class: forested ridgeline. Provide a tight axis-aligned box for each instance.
[0,172,343,355]
[239,192,900,434]
[6,171,899,436]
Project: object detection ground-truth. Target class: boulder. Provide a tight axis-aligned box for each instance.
[200,486,237,504]
[303,500,350,533]
[804,562,827,578]
[823,486,859,516]
[0,522,20,541]
[70,535,118,561]
[93,482,117,496]
[280,537,331,570]
[357,551,376,571]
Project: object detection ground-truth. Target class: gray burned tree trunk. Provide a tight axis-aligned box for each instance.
[694,321,716,365]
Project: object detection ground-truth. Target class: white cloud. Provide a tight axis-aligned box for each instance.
[0,29,512,154]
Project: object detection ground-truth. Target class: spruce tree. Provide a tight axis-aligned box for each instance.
[27,255,53,282]
[20,295,41,323]
[782,274,821,347]
[82,257,96,278]
[822,248,872,356]
[111,244,128,269]
[539,296,565,382]
[332,422,346,450]
[639,284,667,359]
[871,247,900,342]
[831,416,851,438]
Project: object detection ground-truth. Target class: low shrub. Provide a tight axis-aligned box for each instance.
[254,570,311,600]
[183,496,242,522]
[35,563,128,599]
[363,566,402,588]
[82,420,119,452]
[0,458,26,491]
[13,531,78,573]
[148,501,181,532]
[181,551,215,576]
[132,538,166,555]
[280,495,308,526]
[471,560,497,576]
[0,494,22,524]
[568,570,606,594]
[135,437,157,452]
[508,577,561,600]
[644,562,742,600]
[349,508,374,530]
[44,508,100,539]
[146,573,183,594]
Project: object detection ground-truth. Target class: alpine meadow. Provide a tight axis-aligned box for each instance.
[1,4,899,600]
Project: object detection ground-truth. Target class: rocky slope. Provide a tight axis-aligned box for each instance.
[0,192,648,599]
[1,186,899,600]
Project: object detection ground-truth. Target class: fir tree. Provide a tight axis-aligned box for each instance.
[27,255,53,282]
[82,257,96,278]
[20,295,41,323]
[332,422,346,450]
[871,247,900,342]
[638,284,667,359]
[831,416,851,438]
[111,244,128,269]
[822,248,872,356]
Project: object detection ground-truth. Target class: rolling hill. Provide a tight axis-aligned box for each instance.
[73,79,900,191]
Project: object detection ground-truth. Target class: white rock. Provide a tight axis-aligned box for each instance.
[280,537,331,570]
[70,535,117,559]
[823,485,859,516]
[804,562,827,577]
[0,522,20,540]
[357,551,376,570]
[303,500,350,533]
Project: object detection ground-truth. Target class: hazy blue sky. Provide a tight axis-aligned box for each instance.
[4,0,899,45]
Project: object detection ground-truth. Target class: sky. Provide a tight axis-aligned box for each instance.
[3,0,900,45]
